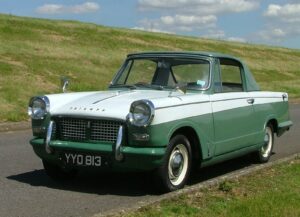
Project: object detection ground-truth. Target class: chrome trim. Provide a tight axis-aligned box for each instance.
[247,98,255,104]
[282,93,288,101]
[156,100,210,110]
[115,125,124,161]
[53,117,122,143]
[127,100,155,127]
[45,121,54,154]
[61,77,69,93]
[28,96,50,120]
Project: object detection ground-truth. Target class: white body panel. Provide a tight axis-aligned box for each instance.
[46,89,286,125]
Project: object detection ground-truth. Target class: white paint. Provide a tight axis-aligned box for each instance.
[46,89,287,126]
[153,101,211,125]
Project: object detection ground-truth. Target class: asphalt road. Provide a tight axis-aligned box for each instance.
[0,104,299,217]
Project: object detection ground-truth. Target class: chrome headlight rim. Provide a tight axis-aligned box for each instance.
[28,96,50,120]
[128,100,155,127]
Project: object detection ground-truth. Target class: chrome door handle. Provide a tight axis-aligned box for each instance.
[247,98,255,104]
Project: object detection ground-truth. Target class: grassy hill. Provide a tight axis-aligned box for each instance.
[1,14,300,122]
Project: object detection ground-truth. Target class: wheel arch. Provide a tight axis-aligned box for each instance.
[169,125,202,168]
[266,118,278,135]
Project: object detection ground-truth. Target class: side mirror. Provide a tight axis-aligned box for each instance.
[61,76,69,93]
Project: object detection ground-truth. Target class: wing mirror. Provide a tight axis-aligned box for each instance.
[61,76,69,93]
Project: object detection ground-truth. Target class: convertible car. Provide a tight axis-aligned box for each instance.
[28,51,292,192]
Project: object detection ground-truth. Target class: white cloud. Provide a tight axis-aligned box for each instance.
[36,2,100,14]
[264,4,281,17]
[135,0,257,44]
[70,2,99,13]
[36,4,64,14]
[160,15,217,26]
[202,29,225,39]
[226,37,247,43]
[136,14,217,34]
[264,3,300,23]
[138,0,259,15]
[132,27,174,34]
[258,3,300,43]
[257,28,287,42]
[202,30,246,42]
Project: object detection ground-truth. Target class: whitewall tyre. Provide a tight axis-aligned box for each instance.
[154,135,192,192]
[256,124,274,163]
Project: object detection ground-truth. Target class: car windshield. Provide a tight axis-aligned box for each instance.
[112,57,210,90]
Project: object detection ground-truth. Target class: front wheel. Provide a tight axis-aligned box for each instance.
[43,160,78,181]
[154,135,192,192]
[255,124,274,163]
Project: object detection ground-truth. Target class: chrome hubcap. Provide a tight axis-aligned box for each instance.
[261,127,272,158]
[168,144,188,186]
[170,152,184,177]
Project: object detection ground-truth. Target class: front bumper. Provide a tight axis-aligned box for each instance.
[30,138,166,171]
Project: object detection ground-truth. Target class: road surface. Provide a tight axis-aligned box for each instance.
[0,104,299,217]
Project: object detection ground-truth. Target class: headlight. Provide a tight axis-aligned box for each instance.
[128,100,155,127]
[28,96,50,119]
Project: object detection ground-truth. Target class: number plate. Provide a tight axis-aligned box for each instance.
[63,153,102,167]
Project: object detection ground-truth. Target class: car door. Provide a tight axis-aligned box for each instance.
[210,58,257,156]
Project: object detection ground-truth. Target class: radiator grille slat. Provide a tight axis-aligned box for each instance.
[53,118,122,143]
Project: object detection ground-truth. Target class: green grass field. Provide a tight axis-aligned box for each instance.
[1,14,300,122]
[120,159,300,217]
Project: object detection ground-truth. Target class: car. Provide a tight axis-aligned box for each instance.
[28,51,292,192]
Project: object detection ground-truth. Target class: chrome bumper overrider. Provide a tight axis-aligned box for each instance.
[115,125,124,161]
[45,120,54,154]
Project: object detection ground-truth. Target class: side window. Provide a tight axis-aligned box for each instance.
[171,60,210,89]
[219,58,243,92]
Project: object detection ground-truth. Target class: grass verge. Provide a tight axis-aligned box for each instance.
[119,158,300,217]
[1,14,300,122]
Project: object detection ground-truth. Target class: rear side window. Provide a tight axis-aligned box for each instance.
[218,58,243,92]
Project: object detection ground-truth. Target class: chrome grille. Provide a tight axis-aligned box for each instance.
[90,120,121,142]
[60,118,86,140]
[54,117,122,143]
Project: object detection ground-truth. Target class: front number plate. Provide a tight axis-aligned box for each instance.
[64,153,101,167]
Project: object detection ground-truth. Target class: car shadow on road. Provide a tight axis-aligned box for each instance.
[189,154,258,185]
[7,153,265,196]
[7,168,157,196]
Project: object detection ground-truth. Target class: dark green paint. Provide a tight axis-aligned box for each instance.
[30,138,165,171]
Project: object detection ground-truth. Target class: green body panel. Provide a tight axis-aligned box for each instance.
[213,105,262,156]
[252,100,290,133]
[128,113,214,160]
[201,143,260,168]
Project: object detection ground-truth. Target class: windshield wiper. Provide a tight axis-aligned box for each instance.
[110,84,137,89]
[134,83,164,90]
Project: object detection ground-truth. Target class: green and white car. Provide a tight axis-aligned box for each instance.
[29,52,292,192]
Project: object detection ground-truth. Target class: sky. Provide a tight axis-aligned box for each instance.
[1,0,300,49]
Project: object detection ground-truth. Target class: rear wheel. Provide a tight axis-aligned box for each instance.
[154,135,192,192]
[255,124,274,163]
[43,160,78,181]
